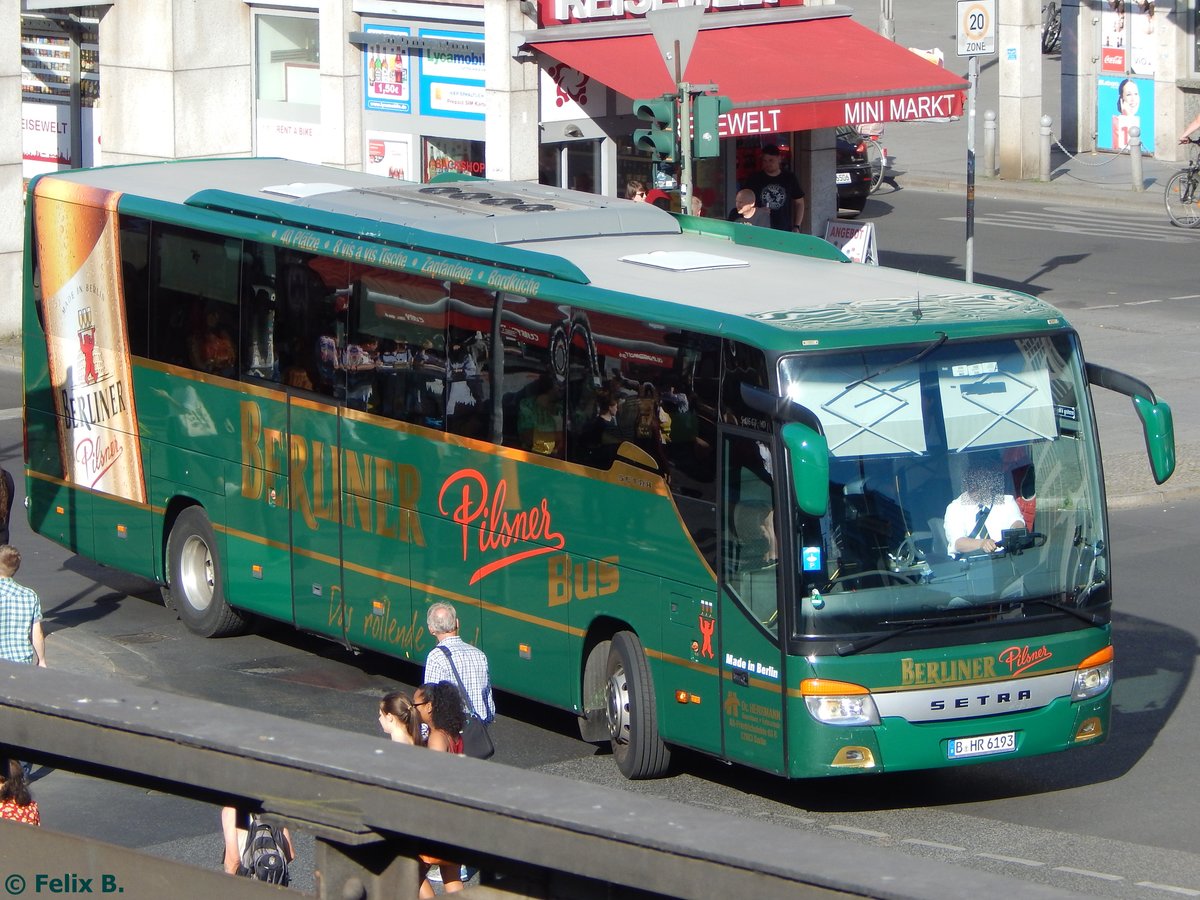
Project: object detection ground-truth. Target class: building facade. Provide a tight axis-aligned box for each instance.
[13,0,1200,334]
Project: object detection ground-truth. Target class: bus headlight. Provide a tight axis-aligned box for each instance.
[1071,646,1114,702]
[801,678,880,726]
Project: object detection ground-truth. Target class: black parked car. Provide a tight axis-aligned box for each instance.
[835,126,873,217]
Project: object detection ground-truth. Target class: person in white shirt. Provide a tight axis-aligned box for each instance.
[943,460,1026,556]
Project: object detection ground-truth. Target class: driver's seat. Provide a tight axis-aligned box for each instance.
[928,517,951,561]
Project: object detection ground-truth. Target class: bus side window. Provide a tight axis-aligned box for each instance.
[720,340,769,428]
[241,242,279,383]
[119,217,151,359]
[498,296,568,459]
[723,435,779,633]
[148,225,241,376]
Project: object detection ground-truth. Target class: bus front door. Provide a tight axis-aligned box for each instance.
[719,433,788,774]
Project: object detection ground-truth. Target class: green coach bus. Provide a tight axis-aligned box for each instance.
[22,159,1174,779]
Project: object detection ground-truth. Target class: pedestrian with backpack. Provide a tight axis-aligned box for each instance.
[221,806,295,884]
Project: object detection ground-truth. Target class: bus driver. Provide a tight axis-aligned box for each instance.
[943,458,1026,556]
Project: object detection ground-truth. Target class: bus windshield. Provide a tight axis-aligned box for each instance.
[779,333,1107,640]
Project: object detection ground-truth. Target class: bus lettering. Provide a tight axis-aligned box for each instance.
[361,596,428,651]
[60,378,128,432]
[901,656,997,686]
[438,468,566,585]
[240,400,424,544]
[998,644,1052,676]
[75,435,123,487]
[547,553,619,606]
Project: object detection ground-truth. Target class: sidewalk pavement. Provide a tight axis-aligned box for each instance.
[880,121,1181,212]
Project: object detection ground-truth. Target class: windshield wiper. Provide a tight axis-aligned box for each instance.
[843,331,948,393]
[1017,596,1107,626]
[835,611,997,656]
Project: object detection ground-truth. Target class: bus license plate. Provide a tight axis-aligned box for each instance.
[835,172,852,184]
[947,731,1016,759]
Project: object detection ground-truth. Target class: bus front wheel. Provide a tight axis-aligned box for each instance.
[165,506,248,638]
[605,631,670,779]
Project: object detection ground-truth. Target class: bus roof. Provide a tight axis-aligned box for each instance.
[36,158,1068,352]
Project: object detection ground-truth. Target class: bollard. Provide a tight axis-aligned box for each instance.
[983,110,997,177]
[1040,115,1052,182]
[1129,126,1144,192]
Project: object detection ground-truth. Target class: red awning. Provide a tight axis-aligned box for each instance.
[529,16,967,136]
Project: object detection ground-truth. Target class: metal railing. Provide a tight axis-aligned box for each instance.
[0,663,1085,899]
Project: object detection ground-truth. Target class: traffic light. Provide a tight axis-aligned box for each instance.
[633,95,677,161]
[692,94,731,158]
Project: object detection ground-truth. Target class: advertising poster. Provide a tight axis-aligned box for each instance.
[365,131,412,180]
[1100,4,1126,73]
[1097,75,1154,153]
[539,62,604,123]
[32,179,147,504]
[22,102,100,178]
[1129,0,1156,76]
[419,30,485,121]
[364,25,411,113]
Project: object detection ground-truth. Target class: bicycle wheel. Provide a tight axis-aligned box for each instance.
[1165,170,1200,227]
[1041,4,1061,54]
[864,139,885,193]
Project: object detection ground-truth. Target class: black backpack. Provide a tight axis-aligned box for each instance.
[239,815,289,885]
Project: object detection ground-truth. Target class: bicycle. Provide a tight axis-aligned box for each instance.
[1041,2,1062,54]
[1164,137,1200,228]
[862,134,887,193]
[855,124,888,193]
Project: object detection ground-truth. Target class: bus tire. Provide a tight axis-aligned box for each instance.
[165,506,248,638]
[606,630,670,779]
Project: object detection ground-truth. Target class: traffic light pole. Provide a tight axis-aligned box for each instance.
[679,85,693,214]
[678,81,718,214]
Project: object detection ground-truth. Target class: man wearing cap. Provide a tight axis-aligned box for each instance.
[744,144,805,232]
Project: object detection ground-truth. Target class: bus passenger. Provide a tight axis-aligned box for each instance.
[580,389,621,466]
[518,375,564,456]
[343,334,379,411]
[190,308,237,376]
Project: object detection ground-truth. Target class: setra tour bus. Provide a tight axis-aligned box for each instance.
[22,159,1174,779]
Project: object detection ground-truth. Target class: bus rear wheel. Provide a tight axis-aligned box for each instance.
[605,631,670,779]
[165,506,248,638]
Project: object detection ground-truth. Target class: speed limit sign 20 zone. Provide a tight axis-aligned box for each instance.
[957,0,995,56]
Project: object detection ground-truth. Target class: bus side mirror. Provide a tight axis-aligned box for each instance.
[1086,363,1176,485]
[1132,394,1175,485]
[782,422,829,517]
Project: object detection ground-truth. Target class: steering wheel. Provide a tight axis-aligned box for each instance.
[827,569,917,590]
[999,531,1047,555]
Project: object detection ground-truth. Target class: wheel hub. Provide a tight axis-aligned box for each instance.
[605,667,631,745]
[179,535,215,612]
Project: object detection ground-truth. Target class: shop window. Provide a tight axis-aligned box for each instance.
[424,137,485,181]
[256,15,319,105]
